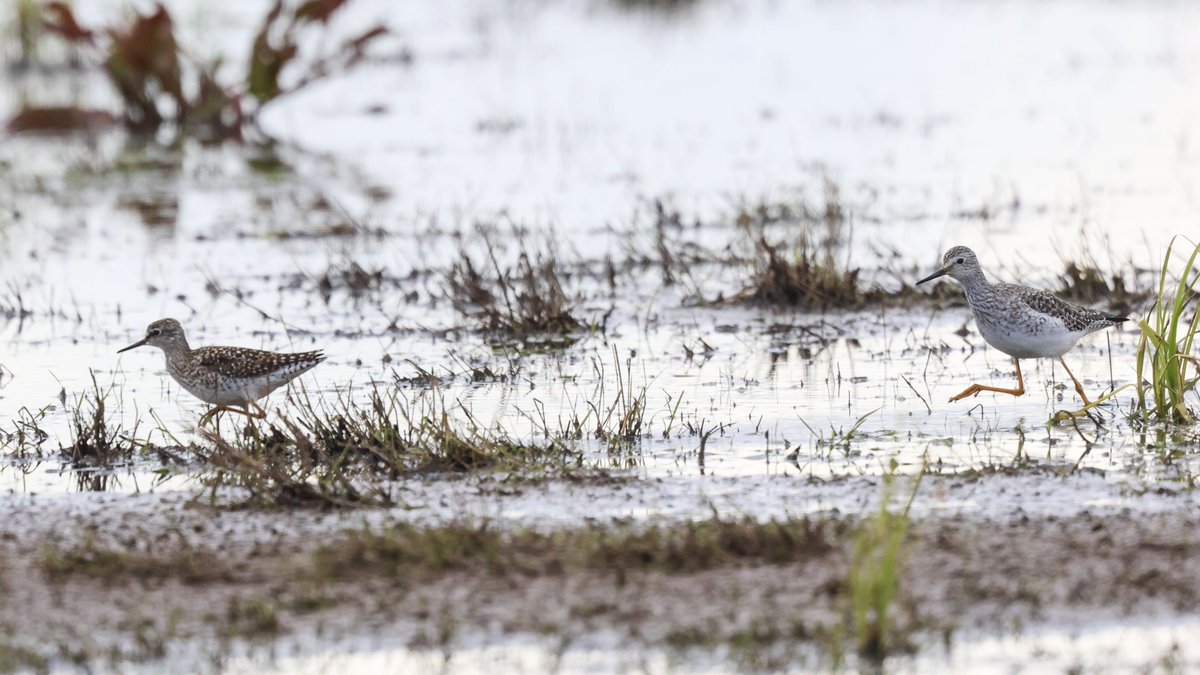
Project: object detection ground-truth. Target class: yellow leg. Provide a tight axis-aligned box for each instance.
[199,402,266,427]
[199,406,230,427]
[950,359,1025,402]
[1058,357,1092,406]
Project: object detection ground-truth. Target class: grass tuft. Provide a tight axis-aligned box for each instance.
[1136,236,1200,424]
[60,373,146,468]
[192,386,578,507]
[724,186,874,309]
[843,469,921,662]
[447,228,584,345]
[733,223,865,308]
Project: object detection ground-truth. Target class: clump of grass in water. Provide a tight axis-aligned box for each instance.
[544,346,649,453]
[736,225,864,308]
[1136,236,1200,424]
[60,372,147,467]
[1054,232,1149,315]
[447,227,583,346]
[1,404,51,458]
[192,385,578,507]
[1057,261,1144,308]
[725,184,876,309]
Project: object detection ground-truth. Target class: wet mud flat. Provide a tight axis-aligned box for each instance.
[0,473,1198,673]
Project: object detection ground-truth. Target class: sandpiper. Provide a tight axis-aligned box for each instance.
[118,318,324,425]
[917,246,1126,405]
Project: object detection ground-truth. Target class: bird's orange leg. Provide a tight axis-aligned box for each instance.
[949,359,1025,403]
[199,406,231,428]
[199,403,265,429]
[1058,357,1092,406]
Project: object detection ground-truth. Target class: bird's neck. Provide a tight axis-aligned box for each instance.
[162,340,192,367]
[957,267,990,294]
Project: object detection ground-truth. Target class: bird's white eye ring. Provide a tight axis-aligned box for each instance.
[149,328,161,337]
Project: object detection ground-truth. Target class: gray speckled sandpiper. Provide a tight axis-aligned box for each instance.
[917,246,1126,404]
[118,318,324,425]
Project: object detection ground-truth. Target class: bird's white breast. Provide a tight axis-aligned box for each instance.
[977,317,1079,358]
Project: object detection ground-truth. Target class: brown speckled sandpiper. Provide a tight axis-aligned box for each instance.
[917,246,1126,405]
[118,318,324,425]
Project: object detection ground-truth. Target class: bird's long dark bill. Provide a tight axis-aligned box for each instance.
[117,337,148,353]
[916,267,950,285]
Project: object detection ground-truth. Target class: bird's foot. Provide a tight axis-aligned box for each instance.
[198,406,228,428]
[949,383,1025,403]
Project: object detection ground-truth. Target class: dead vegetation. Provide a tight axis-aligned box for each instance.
[313,260,397,304]
[1056,259,1149,316]
[447,227,584,346]
[730,222,867,308]
[59,374,145,467]
[722,183,876,309]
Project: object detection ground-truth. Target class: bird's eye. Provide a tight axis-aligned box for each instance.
[148,328,161,337]
[956,257,964,265]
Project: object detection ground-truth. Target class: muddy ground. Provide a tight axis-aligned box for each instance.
[0,474,1196,673]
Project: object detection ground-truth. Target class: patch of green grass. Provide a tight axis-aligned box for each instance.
[311,516,841,585]
[797,407,881,457]
[0,640,48,674]
[221,597,280,640]
[41,540,229,585]
[123,615,178,662]
[13,0,42,65]
[1136,236,1200,424]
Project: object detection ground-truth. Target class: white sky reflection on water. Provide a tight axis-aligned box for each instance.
[0,6,1196,484]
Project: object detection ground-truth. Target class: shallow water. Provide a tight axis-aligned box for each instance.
[3,0,1196,492]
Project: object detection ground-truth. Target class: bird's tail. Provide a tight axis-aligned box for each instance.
[1106,315,1129,323]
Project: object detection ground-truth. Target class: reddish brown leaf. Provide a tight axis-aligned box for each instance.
[42,1,94,44]
[6,106,118,133]
[295,0,349,24]
[104,4,186,129]
[343,25,388,60]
